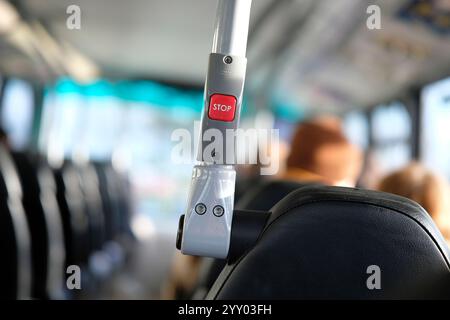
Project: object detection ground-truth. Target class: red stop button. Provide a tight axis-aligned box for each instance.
[208,94,237,122]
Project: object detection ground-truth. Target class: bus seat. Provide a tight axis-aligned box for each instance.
[53,163,90,269]
[236,180,319,211]
[94,162,126,269]
[112,169,134,240]
[77,163,106,253]
[11,152,50,299]
[37,163,66,299]
[192,180,314,299]
[207,185,450,299]
[0,146,32,299]
[54,162,109,295]
[11,153,66,299]
[94,162,121,243]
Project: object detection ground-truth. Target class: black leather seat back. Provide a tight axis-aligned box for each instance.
[106,166,128,238]
[208,186,450,299]
[236,180,315,211]
[37,163,66,299]
[11,152,49,299]
[112,169,133,238]
[93,162,121,242]
[0,146,32,299]
[10,154,66,299]
[77,164,106,252]
[54,163,90,267]
[0,159,21,299]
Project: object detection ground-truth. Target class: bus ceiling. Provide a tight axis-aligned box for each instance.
[0,0,449,112]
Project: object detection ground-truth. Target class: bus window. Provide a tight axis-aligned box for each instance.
[0,79,35,150]
[40,79,202,234]
[80,96,123,161]
[421,77,450,179]
[39,91,86,165]
[343,111,369,151]
[370,102,412,175]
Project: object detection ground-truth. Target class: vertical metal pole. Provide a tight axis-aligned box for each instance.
[177,0,252,259]
[212,0,252,56]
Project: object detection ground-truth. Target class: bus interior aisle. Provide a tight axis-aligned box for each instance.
[0,0,450,301]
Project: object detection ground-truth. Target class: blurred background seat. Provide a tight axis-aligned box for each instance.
[0,144,32,299]
[12,152,65,299]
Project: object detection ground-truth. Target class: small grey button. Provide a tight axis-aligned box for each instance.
[213,205,224,217]
[195,203,206,215]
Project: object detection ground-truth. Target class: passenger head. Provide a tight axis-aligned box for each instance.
[377,162,450,242]
[283,116,363,187]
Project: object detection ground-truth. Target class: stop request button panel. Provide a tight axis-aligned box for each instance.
[208,93,237,122]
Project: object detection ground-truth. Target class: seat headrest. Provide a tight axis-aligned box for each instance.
[209,185,450,299]
[236,180,317,211]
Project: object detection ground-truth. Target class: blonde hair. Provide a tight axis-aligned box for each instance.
[377,162,450,242]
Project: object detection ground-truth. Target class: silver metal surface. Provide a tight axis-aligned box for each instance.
[212,0,252,56]
[181,164,236,258]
